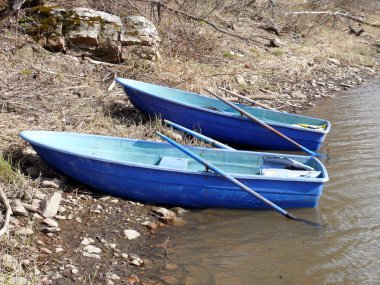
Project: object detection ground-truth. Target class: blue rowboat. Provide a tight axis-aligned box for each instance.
[116,78,331,151]
[20,131,328,209]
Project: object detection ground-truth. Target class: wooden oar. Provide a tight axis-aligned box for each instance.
[156,131,322,226]
[217,86,277,111]
[204,88,322,157]
[164,119,234,150]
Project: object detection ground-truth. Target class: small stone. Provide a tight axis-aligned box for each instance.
[84,245,102,254]
[106,273,120,280]
[55,215,66,220]
[43,218,59,228]
[22,147,37,156]
[71,268,79,274]
[12,199,28,216]
[124,229,140,240]
[40,192,62,218]
[55,247,64,253]
[81,237,94,246]
[40,179,61,189]
[121,253,129,260]
[129,254,143,267]
[82,252,101,259]
[269,38,286,47]
[40,247,53,254]
[171,207,189,217]
[110,199,119,203]
[15,227,33,236]
[235,75,246,85]
[152,207,177,223]
[126,275,139,284]
[41,226,61,233]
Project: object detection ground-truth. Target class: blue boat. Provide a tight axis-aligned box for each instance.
[20,131,328,209]
[116,78,331,151]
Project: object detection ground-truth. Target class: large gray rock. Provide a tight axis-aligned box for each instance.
[26,6,160,63]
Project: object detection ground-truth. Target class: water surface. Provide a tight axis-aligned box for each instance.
[147,75,380,285]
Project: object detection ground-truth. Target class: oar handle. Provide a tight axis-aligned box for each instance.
[156,131,295,219]
[164,120,235,150]
[204,88,321,157]
[218,86,277,111]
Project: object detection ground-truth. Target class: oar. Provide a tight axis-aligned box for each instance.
[163,119,234,150]
[217,86,277,111]
[204,88,322,157]
[156,131,322,226]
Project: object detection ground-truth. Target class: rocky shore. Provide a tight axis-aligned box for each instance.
[1,1,379,284]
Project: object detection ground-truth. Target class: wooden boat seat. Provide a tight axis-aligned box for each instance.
[158,156,189,170]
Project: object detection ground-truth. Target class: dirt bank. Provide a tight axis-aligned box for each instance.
[0,0,380,284]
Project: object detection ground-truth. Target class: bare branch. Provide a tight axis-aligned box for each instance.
[0,186,12,237]
[286,11,380,28]
[153,1,269,44]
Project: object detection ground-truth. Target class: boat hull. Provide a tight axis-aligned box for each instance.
[27,141,326,209]
[117,79,330,151]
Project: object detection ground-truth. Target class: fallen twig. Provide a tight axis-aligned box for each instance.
[0,186,13,237]
[285,11,380,28]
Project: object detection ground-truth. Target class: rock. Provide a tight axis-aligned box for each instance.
[41,226,61,233]
[11,199,28,216]
[1,254,20,271]
[121,253,129,260]
[15,227,34,236]
[40,179,61,189]
[126,275,140,284]
[33,213,43,219]
[81,237,94,246]
[71,268,78,274]
[327,58,340,65]
[171,207,190,217]
[22,202,39,213]
[268,38,286,47]
[34,190,47,200]
[55,247,64,253]
[40,247,53,254]
[152,207,177,223]
[83,245,102,254]
[40,192,62,218]
[82,252,101,259]
[27,6,160,63]
[106,273,120,280]
[129,254,144,267]
[43,218,59,227]
[124,229,140,240]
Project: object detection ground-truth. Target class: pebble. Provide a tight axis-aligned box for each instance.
[82,252,101,259]
[152,207,177,223]
[43,218,59,227]
[55,247,64,253]
[41,192,62,218]
[84,245,101,254]
[129,254,144,267]
[81,237,94,246]
[40,179,61,189]
[40,247,53,254]
[11,199,28,216]
[124,229,140,240]
[165,263,179,271]
[121,253,129,260]
[160,275,179,285]
[41,226,61,233]
[71,268,79,274]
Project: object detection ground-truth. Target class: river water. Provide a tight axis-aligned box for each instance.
[146,74,380,285]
